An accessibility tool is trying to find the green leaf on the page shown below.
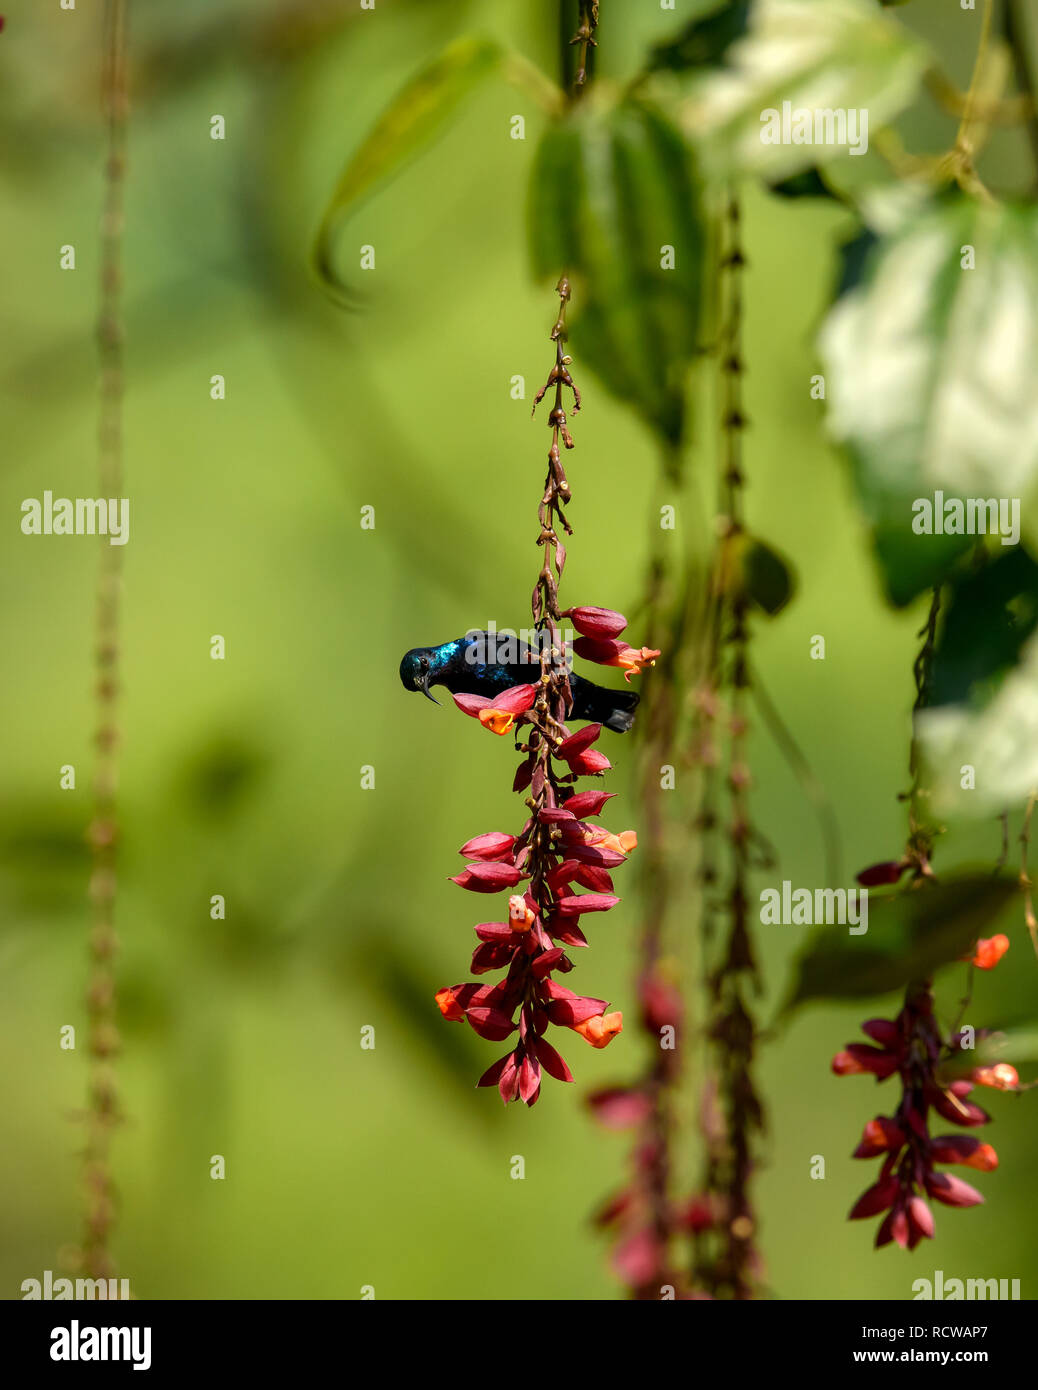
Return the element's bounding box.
[679,0,928,180]
[528,92,706,446]
[782,874,1017,1013]
[820,199,1038,606]
[648,1,752,74]
[743,536,795,615]
[931,549,1038,709]
[312,37,507,300]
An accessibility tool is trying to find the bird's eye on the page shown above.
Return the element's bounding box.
[419,656,429,671]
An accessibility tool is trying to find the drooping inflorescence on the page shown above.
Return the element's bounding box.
[434,277,659,1105]
[833,980,1017,1248]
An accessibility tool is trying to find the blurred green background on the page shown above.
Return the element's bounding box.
[1,0,1035,1300]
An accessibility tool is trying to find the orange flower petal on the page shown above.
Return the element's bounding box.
[573,1010,624,1049]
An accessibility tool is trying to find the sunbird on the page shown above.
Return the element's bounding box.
[399,632,640,733]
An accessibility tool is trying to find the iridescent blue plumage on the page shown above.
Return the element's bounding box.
[399,632,639,732]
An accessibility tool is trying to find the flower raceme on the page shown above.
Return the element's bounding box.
[832,989,1015,1249]
[434,610,655,1106]
[437,771,635,1104]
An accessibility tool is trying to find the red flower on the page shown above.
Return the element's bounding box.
[969,934,1010,970]
[452,683,537,736]
[572,637,661,681]
[972,1063,1019,1091]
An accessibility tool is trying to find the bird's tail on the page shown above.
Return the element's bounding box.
[578,681,640,734]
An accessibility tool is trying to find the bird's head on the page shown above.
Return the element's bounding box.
[399,647,440,703]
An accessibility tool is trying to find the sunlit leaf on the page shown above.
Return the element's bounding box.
[820,198,1038,605]
[921,628,1038,815]
[678,0,928,180]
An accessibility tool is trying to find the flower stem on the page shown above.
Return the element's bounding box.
[81,0,130,1283]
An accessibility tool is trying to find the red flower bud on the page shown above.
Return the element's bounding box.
[569,606,628,640]
[831,1043,898,1079]
[929,1135,999,1172]
[554,892,620,917]
[449,862,522,892]
[856,861,906,887]
[861,1018,900,1048]
[562,789,617,818]
[853,1116,905,1158]
[459,831,516,862]
[925,1172,985,1208]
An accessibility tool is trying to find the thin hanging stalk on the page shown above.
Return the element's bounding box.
[81,0,130,1282]
[693,192,766,1300]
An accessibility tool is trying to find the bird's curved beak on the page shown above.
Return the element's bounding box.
[419,673,440,705]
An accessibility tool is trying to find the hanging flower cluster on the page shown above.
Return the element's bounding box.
[434,606,658,1105]
[832,983,1017,1249]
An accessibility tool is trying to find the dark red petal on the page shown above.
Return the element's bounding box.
[531,947,565,978]
[477,1054,511,1088]
[535,1037,573,1083]
[861,1018,900,1048]
[471,940,517,974]
[554,892,620,916]
[465,1007,518,1042]
[552,920,589,948]
[849,1177,899,1220]
[489,683,538,714]
[543,980,609,1025]
[518,1053,541,1103]
[452,692,490,717]
[569,750,611,775]
[562,789,617,818]
[449,862,523,893]
[856,861,906,888]
[473,922,512,943]
[512,758,534,793]
[573,636,625,665]
[557,724,603,759]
